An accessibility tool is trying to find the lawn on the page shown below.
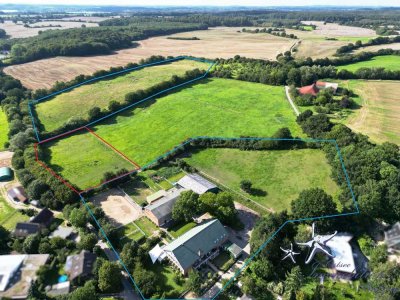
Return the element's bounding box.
[46,78,301,189]
[118,222,145,245]
[43,129,135,189]
[34,59,208,132]
[0,195,29,230]
[134,217,159,237]
[337,55,400,72]
[339,80,400,145]
[0,108,9,150]
[168,222,197,238]
[119,179,154,206]
[184,148,340,212]
[147,262,187,298]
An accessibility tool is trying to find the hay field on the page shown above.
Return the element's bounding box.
[342,80,400,145]
[0,20,98,38]
[35,59,207,132]
[4,27,295,90]
[290,21,377,59]
[353,43,400,54]
[185,148,340,212]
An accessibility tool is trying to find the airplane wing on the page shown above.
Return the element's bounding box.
[321,231,337,243]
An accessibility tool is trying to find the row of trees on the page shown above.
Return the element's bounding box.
[336,35,400,55]
[37,61,206,138]
[241,27,297,39]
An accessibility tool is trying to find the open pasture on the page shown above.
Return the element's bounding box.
[353,43,400,54]
[336,55,400,72]
[44,78,301,190]
[184,148,340,212]
[34,59,208,133]
[4,27,295,89]
[341,80,400,145]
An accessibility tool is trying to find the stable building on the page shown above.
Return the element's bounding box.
[163,219,228,275]
[177,173,218,195]
[0,167,13,182]
[144,187,184,227]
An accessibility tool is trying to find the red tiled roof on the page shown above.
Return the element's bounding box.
[298,83,319,96]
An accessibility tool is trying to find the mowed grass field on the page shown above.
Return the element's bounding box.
[184,148,340,212]
[337,55,400,72]
[35,59,208,132]
[44,130,135,189]
[46,78,301,189]
[93,78,301,165]
[341,80,400,145]
[0,108,9,150]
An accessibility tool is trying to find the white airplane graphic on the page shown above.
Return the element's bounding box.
[297,223,337,264]
[280,243,300,263]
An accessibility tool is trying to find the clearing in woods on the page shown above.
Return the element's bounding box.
[184,148,340,212]
[341,80,400,145]
[34,59,208,133]
[42,78,301,190]
[3,27,295,90]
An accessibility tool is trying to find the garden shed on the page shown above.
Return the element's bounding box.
[0,167,13,181]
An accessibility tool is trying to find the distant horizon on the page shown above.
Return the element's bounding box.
[1,0,400,8]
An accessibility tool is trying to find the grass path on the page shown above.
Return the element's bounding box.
[184,148,340,212]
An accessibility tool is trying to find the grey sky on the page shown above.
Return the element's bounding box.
[2,0,400,6]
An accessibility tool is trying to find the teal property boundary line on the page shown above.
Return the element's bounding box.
[77,136,359,300]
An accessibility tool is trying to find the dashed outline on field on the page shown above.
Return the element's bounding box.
[27,56,359,300]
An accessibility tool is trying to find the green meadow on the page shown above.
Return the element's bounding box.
[337,55,400,72]
[45,78,301,190]
[184,148,340,212]
[35,59,208,132]
[0,108,9,149]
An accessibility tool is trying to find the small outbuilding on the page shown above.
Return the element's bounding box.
[31,208,54,227]
[385,222,400,252]
[0,167,13,182]
[13,222,41,238]
[7,186,28,203]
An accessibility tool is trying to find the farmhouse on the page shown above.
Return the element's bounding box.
[0,167,13,181]
[13,222,41,238]
[384,222,400,252]
[65,250,97,282]
[7,186,28,203]
[30,208,54,227]
[0,254,49,299]
[163,219,228,275]
[144,187,185,226]
[298,81,338,96]
[177,173,218,195]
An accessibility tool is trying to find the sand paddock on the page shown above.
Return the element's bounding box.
[90,188,141,227]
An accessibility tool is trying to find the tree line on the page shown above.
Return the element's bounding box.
[336,35,400,55]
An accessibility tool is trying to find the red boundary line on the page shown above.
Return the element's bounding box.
[85,126,141,169]
[34,126,142,194]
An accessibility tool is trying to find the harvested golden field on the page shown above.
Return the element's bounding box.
[342,80,400,145]
[289,21,377,59]
[0,20,98,38]
[4,27,295,90]
[354,43,400,54]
